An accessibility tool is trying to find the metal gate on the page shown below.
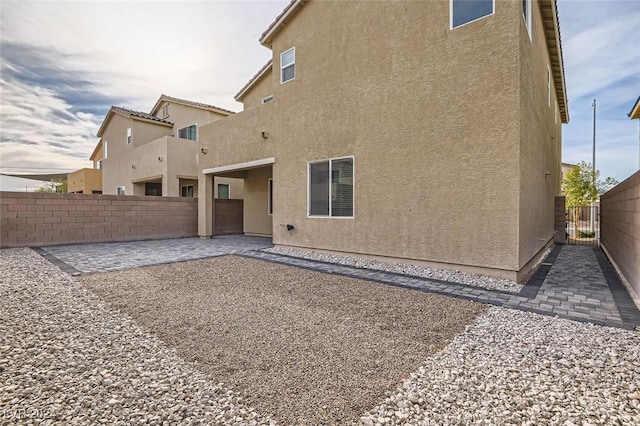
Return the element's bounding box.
[566,205,599,245]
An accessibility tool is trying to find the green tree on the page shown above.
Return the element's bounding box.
[563,161,619,238]
[36,179,68,193]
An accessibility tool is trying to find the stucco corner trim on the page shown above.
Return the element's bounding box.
[203,157,275,175]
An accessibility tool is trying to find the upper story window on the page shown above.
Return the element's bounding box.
[451,0,494,29]
[161,105,169,118]
[117,186,125,196]
[127,128,132,145]
[103,140,108,158]
[308,156,354,218]
[177,124,197,141]
[97,160,102,170]
[522,0,532,38]
[281,47,295,84]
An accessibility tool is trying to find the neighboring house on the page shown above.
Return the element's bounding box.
[67,168,102,194]
[96,95,243,198]
[629,96,640,120]
[197,0,568,281]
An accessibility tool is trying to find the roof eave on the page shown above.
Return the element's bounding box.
[628,97,640,119]
[540,0,569,124]
[235,60,273,101]
[151,94,235,116]
[89,139,103,161]
[259,0,306,47]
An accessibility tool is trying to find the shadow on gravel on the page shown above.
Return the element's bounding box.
[79,255,487,425]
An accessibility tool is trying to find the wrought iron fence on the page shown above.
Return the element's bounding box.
[566,205,599,245]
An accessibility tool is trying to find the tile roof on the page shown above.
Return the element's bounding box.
[235,60,273,101]
[96,106,173,137]
[112,106,173,124]
[150,94,236,117]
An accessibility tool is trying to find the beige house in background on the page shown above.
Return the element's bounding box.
[96,95,243,198]
[67,168,102,194]
[197,0,569,281]
[66,139,105,194]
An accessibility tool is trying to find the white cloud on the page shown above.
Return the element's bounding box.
[0,0,288,174]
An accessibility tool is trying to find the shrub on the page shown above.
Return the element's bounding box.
[578,230,596,238]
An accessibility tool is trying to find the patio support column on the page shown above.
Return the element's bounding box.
[198,173,213,238]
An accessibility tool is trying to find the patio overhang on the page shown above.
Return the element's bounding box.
[203,157,275,176]
[132,174,163,184]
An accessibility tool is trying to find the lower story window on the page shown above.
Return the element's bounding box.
[116,186,125,195]
[181,185,194,198]
[308,156,354,217]
[217,183,230,199]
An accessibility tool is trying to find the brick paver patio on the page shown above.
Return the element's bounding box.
[36,237,640,330]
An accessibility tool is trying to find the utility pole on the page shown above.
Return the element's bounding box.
[592,99,597,236]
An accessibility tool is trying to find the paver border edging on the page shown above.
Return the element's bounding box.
[594,247,640,330]
[518,245,563,298]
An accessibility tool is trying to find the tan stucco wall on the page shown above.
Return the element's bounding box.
[241,167,272,236]
[67,168,102,194]
[242,68,274,110]
[132,120,172,149]
[517,1,563,269]
[214,177,244,199]
[199,0,562,278]
[102,114,139,195]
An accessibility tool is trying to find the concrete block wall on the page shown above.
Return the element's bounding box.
[0,192,198,248]
[214,199,243,236]
[600,171,640,299]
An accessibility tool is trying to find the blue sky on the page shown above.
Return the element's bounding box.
[0,0,639,183]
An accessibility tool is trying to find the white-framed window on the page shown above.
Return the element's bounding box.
[97,160,103,170]
[103,140,108,158]
[547,65,551,107]
[451,0,494,29]
[177,124,197,141]
[280,47,295,84]
[308,156,354,218]
[117,186,125,196]
[161,105,169,118]
[262,95,274,104]
[181,185,194,198]
[268,178,273,215]
[555,100,558,124]
[522,0,532,39]
[217,183,230,199]
[127,127,132,145]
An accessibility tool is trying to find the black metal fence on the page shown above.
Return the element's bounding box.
[566,205,599,245]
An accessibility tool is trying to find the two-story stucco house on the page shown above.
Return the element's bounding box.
[197,0,569,281]
[96,94,243,198]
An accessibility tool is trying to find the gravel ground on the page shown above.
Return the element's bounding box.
[362,307,640,425]
[264,247,526,293]
[6,247,635,426]
[78,255,487,425]
[0,248,274,425]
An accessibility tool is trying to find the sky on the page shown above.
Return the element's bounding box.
[0,0,639,183]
